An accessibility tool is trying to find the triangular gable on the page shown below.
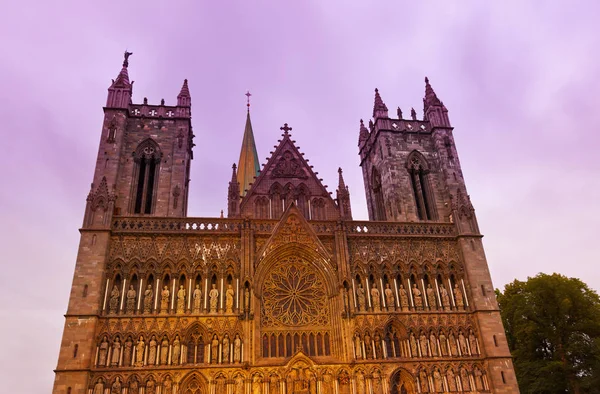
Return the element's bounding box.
[240,128,336,210]
[256,203,332,263]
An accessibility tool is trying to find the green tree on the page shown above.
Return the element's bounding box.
[497,273,600,394]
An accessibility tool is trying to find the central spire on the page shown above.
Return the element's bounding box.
[237,92,260,197]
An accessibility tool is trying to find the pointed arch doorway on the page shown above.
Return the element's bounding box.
[390,369,416,394]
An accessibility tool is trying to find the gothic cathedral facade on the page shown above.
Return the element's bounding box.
[52,55,519,394]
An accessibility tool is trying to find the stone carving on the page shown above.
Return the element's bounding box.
[269,375,279,394]
[356,372,366,394]
[449,332,458,356]
[252,375,262,394]
[226,284,235,313]
[439,332,448,356]
[234,334,242,362]
[399,284,409,311]
[364,332,373,359]
[126,285,136,313]
[123,336,133,366]
[111,377,121,394]
[372,373,383,394]
[209,284,219,313]
[458,331,468,355]
[460,368,471,391]
[374,332,383,358]
[172,335,181,365]
[146,378,156,394]
[357,284,366,311]
[433,369,443,392]
[129,376,139,393]
[426,284,437,310]
[143,284,153,314]
[216,375,227,394]
[429,332,438,356]
[109,285,120,314]
[176,285,186,314]
[354,333,362,358]
[193,284,202,313]
[98,336,109,366]
[211,335,219,363]
[454,283,464,310]
[111,337,121,366]
[244,286,250,312]
[222,334,230,363]
[322,373,333,394]
[148,335,157,365]
[474,367,484,390]
[164,376,173,394]
[371,285,381,311]
[410,333,417,357]
[338,371,350,394]
[93,378,104,394]
[160,337,169,365]
[160,285,170,313]
[136,336,145,366]
[469,329,479,354]
[447,368,457,391]
[440,285,451,311]
[272,151,305,178]
[419,332,428,356]
[385,283,395,311]
[419,370,429,392]
[412,283,423,310]
[235,375,245,394]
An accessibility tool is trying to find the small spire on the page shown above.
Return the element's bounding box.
[220,210,224,218]
[397,106,403,119]
[338,167,346,189]
[424,76,442,109]
[358,119,369,146]
[237,107,260,197]
[411,108,417,120]
[107,51,133,108]
[372,88,389,119]
[177,79,191,107]
[231,163,238,182]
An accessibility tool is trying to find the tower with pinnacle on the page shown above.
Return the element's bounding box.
[52,59,518,394]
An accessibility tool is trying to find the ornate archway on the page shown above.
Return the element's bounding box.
[180,372,208,394]
[390,369,416,394]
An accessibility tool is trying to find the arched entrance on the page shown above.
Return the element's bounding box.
[390,369,416,394]
[180,373,207,394]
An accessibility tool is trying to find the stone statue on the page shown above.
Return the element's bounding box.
[176,285,186,314]
[123,50,133,66]
[458,331,468,355]
[135,335,145,366]
[439,332,448,356]
[354,332,362,358]
[222,334,230,363]
[371,285,381,311]
[252,375,262,394]
[193,284,202,313]
[410,333,418,357]
[235,375,245,394]
[420,332,428,356]
[164,376,173,394]
[129,376,139,393]
[343,287,350,311]
[109,285,120,314]
[411,107,417,120]
[419,370,429,392]
[356,284,366,311]
[143,284,153,314]
[211,335,219,363]
[111,336,121,366]
[233,334,242,362]
[226,284,235,313]
[399,284,409,310]
[322,373,333,394]
[460,368,471,391]
[356,372,366,394]
[397,106,403,119]
[209,283,219,313]
[244,286,250,312]
[429,332,438,356]
[270,375,279,394]
[160,285,170,313]
[469,329,479,354]
[98,336,109,366]
[338,371,350,394]
[440,285,450,310]
[385,283,395,311]
[433,369,443,392]
[93,378,104,394]
[474,367,484,390]
[364,332,373,359]
[412,283,423,310]
[216,376,226,394]
[148,335,157,365]
[374,332,383,358]
[426,284,437,310]
[446,368,457,391]
[309,372,317,394]
[146,378,156,394]
[111,377,121,394]
[123,336,133,366]
[126,285,136,314]
[372,374,383,394]
[160,337,169,365]
[172,335,181,365]
[454,283,464,309]
[449,332,458,356]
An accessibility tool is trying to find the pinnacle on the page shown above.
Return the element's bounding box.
[424,76,442,109]
[372,88,388,118]
[178,79,191,98]
[337,167,346,189]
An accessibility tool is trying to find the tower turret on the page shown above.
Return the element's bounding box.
[423,77,451,127]
[106,51,133,109]
[372,88,388,119]
[228,164,241,218]
[336,167,352,220]
[177,79,191,117]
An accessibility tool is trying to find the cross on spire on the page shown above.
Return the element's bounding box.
[245,91,252,111]
[280,123,292,134]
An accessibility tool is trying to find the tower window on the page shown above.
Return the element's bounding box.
[407,152,437,220]
[371,168,386,221]
[133,139,162,214]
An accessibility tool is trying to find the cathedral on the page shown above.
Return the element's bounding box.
[52,53,519,394]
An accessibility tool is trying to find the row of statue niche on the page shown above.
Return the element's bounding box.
[417,366,489,393]
[348,280,465,313]
[93,375,173,394]
[210,333,243,364]
[353,328,479,360]
[108,281,245,315]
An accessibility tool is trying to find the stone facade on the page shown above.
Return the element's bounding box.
[52,57,519,394]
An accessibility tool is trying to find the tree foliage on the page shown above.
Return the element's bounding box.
[497,273,600,394]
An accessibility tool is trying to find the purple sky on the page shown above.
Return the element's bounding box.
[1,1,599,392]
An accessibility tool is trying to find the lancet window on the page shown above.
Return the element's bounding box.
[133,139,162,214]
[371,168,386,221]
[407,151,437,220]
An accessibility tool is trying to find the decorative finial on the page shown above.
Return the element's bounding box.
[425,76,429,84]
[397,107,403,119]
[280,123,292,134]
[360,119,364,126]
[338,167,343,174]
[245,91,252,112]
[123,50,133,67]
[160,98,165,106]
[411,107,417,120]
